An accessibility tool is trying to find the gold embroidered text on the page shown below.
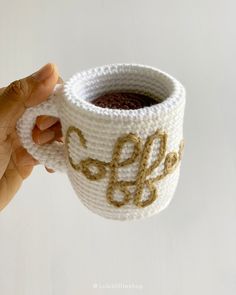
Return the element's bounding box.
[65,126,184,208]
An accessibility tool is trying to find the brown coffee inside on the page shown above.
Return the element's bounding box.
[90,92,159,110]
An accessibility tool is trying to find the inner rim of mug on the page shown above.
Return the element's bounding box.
[63,63,184,118]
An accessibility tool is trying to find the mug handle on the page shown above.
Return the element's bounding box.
[16,84,67,172]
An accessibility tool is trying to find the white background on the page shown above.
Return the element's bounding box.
[0,0,235,294]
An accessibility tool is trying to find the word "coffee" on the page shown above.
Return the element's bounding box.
[65,126,184,208]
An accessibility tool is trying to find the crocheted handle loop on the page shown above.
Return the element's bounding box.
[16,87,67,172]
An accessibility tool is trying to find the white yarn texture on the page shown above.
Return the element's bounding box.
[16,64,186,221]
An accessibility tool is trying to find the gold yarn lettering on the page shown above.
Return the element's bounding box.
[65,126,184,208]
[106,133,142,207]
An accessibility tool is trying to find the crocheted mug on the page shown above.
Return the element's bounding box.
[16,64,186,220]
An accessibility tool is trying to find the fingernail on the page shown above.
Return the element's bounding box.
[38,117,58,130]
[45,166,55,173]
[57,76,64,84]
[32,63,55,81]
[38,130,55,144]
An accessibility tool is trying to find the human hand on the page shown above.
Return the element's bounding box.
[0,63,63,211]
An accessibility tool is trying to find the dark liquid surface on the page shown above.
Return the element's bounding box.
[90,92,159,110]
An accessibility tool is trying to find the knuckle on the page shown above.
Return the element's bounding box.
[6,79,28,98]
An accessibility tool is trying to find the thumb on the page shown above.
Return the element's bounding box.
[0,63,59,135]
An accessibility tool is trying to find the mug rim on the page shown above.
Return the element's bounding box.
[62,63,185,119]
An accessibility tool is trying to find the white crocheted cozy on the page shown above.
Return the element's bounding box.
[16,64,186,221]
